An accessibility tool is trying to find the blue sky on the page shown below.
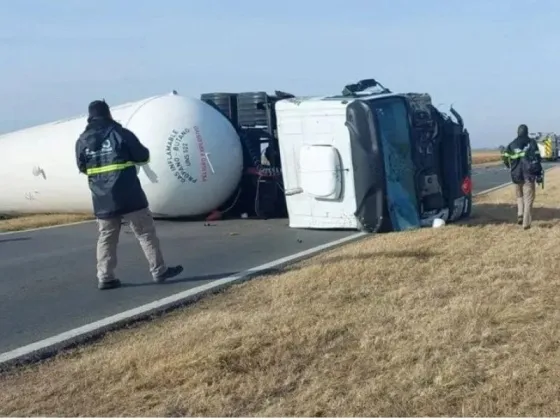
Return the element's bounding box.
[0,0,558,147]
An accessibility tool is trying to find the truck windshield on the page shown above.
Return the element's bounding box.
[367,97,420,229]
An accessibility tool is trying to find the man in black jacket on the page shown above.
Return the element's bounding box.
[501,124,543,230]
[76,100,183,289]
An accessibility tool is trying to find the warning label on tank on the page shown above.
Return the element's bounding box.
[165,128,197,183]
[194,125,208,182]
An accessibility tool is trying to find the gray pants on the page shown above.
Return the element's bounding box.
[96,208,167,282]
[515,181,536,228]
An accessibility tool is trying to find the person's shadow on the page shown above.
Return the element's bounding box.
[459,203,560,228]
[121,272,239,288]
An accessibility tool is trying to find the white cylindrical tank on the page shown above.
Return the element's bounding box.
[0,92,244,217]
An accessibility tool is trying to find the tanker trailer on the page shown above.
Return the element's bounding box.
[0,91,244,217]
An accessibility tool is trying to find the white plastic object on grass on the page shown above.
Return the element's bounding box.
[432,218,446,228]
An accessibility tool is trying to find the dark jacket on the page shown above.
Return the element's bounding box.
[75,117,150,219]
[502,135,543,184]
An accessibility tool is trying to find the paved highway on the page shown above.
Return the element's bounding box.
[471,161,557,192]
[0,163,556,355]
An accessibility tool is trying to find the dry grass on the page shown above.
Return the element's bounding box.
[472,150,502,166]
[2,170,560,417]
[0,213,93,232]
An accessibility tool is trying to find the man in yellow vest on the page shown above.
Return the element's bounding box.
[501,124,543,230]
[75,100,184,289]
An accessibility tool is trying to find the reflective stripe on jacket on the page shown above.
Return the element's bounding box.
[75,117,150,219]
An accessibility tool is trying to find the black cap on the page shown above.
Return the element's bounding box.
[88,100,111,119]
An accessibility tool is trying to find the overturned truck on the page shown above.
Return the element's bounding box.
[201,78,472,233]
[274,78,472,233]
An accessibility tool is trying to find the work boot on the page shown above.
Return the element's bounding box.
[98,279,122,290]
[517,216,523,225]
[154,265,184,284]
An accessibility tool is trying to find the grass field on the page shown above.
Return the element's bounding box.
[2,170,560,417]
[0,213,93,233]
[472,149,502,165]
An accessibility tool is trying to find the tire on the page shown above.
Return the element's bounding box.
[237,92,269,127]
[200,93,238,127]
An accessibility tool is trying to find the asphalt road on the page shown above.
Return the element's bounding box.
[0,163,557,355]
[471,161,557,193]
